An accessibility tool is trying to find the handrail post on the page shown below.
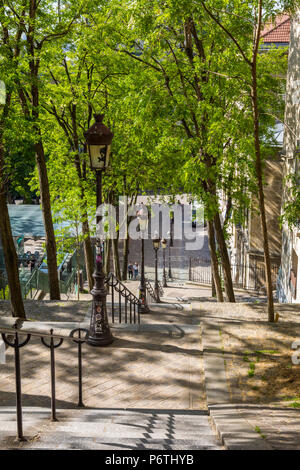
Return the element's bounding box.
[14,330,25,442]
[77,330,84,408]
[41,330,63,423]
[2,326,31,442]
[69,328,88,409]
[50,332,58,422]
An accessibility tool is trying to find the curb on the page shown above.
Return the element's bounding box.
[202,319,272,450]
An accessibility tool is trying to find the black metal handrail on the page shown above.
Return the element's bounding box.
[105,272,141,324]
[145,279,158,302]
[158,280,164,298]
[189,257,279,292]
[1,323,88,442]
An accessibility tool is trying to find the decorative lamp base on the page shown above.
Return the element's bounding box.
[87,334,113,347]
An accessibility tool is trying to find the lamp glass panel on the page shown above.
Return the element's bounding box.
[90,145,111,169]
[139,218,148,232]
[153,240,160,249]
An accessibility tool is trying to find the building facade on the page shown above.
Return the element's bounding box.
[278,12,300,303]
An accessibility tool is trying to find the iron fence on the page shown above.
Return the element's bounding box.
[1,324,88,441]
[145,279,158,302]
[158,280,164,298]
[189,257,279,292]
[105,273,141,324]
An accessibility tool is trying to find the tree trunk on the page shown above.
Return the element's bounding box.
[251,66,274,322]
[0,93,26,318]
[112,238,121,279]
[122,237,130,281]
[35,140,60,300]
[0,190,26,319]
[104,239,111,275]
[211,275,216,298]
[208,220,224,302]
[213,212,235,302]
[81,219,94,291]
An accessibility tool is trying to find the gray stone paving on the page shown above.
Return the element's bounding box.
[0,408,222,450]
[199,300,300,450]
[1,283,300,449]
[0,294,222,449]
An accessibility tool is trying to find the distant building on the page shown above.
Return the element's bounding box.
[278,12,300,303]
[261,14,290,50]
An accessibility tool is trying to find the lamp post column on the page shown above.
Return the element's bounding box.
[154,247,160,302]
[139,236,150,313]
[168,243,172,279]
[87,170,113,347]
[161,238,168,288]
[168,220,174,279]
[163,246,168,288]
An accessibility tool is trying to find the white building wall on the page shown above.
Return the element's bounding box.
[279,11,300,303]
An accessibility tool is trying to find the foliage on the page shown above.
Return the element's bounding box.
[0,0,297,248]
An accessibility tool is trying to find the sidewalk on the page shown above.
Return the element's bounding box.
[0,292,224,449]
[198,300,300,450]
[1,283,300,449]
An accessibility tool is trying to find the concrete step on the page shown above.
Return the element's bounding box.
[0,407,222,450]
[24,436,221,450]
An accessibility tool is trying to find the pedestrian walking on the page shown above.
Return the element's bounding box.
[128,263,133,280]
[133,262,139,280]
[30,257,35,272]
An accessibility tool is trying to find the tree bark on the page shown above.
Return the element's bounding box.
[250,0,274,322]
[35,139,60,299]
[0,120,26,318]
[122,237,129,281]
[104,239,111,275]
[0,193,26,318]
[112,238,121,279]
[26,1,60,299]
[208,220,224,302]
[81,217,94,290]
[251,67,274,321]
[211,275,216,298]
[214,212,235,302]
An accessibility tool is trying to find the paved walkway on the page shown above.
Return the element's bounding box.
[0,407,222,450]
[199,300,300,449]
[1,283,300,449]
[0,289,224,449]
[0,323,205,410]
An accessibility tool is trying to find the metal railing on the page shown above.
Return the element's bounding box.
[158,280,164,298]
[145,279,158,302]
[21,268,39,299]
[1,323,88,442]
[189,257,279,293]
[105,273,141,324]
[60,268,77,296]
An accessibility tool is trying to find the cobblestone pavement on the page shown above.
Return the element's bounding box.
[236,405,300,450]
[2,283,300,449]
[0,323,205,411]
[199,301,300,450]
[0,293,223,449]
[0,300,91,321]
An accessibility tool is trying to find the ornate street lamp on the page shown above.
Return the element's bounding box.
[168,213,174,279]
[137,206,150,313]
[152,232,161,302]
[84,114,113,347]
[161,238,168,288]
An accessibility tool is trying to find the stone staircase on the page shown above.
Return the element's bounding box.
[0,407,222,450]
